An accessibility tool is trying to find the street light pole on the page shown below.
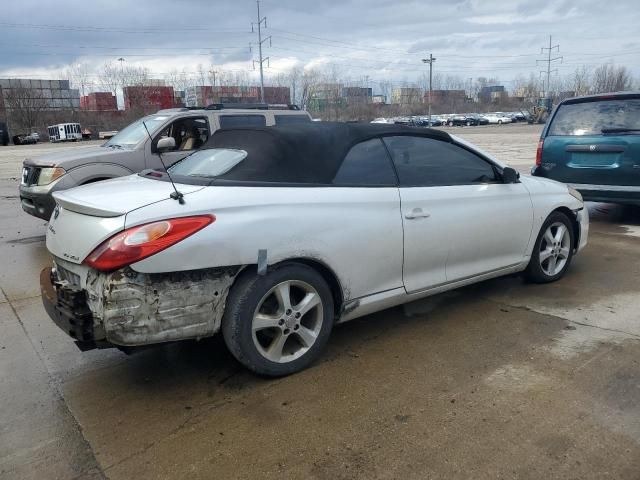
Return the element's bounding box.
[422,54,436,126]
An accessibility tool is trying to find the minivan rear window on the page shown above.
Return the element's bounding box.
[549,99,640,136]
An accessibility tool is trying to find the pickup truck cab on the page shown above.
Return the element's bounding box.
[19,104,311,220]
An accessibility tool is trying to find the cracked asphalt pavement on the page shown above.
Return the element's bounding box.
[1,124,639,479]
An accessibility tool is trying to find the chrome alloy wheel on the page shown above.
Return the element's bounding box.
[539,221,571,276]
[251,280,324,363]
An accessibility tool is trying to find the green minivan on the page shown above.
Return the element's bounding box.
[532,92,640,205]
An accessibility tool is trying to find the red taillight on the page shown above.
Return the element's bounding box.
[84,215,215,271]
[535,139,544,166]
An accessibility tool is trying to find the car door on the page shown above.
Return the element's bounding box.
[383,135,533,293]
[382,135,449,292]
[147,116,210,169]
[330,138,404,297]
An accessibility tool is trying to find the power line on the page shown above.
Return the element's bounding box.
[0,21,249,35]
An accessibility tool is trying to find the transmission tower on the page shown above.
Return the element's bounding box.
[251,0,271,103]
[537,35,562,98]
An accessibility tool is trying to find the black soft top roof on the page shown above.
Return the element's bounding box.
[202,122,452,184]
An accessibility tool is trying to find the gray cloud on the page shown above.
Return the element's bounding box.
[0,0,638,87]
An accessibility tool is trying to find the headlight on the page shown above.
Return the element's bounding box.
[567,186,583,202]
[37,167,66,186]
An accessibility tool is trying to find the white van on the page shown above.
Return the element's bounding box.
[48,123,82,142]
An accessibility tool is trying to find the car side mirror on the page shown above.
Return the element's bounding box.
[502,166,520,184]
[156,137,176,153]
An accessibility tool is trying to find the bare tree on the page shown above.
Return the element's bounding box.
[3,87,51,131]
[570,66,592,96]
[98,62,121,97]
[592,64,633,93]
[287,67,302,105]
[166,68,193,93]
[66,63,93,97]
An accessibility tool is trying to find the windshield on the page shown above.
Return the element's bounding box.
[169,148,247,178]
[549,99,640,136]
[104,115,168,149]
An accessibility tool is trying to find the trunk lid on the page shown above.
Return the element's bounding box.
[541,135,640,186]
[47,175,204,264]
[52,175,203,217]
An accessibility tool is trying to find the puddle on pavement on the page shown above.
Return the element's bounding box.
[484,364,552,392]
[538,292,640,359]
[588,203,640,238]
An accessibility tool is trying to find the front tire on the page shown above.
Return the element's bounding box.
[524,211,574,283]
[222,263,334,376]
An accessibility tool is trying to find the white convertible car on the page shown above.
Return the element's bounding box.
[41,123,588,376]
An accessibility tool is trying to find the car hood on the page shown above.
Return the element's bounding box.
[52,174,204,217]
[24,145,131,169]
[519,174,569,193]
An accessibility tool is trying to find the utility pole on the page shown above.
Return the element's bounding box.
[537,35,562,98]
[251,1,270,103]
[209,69,218,87]
[422,54,436,125]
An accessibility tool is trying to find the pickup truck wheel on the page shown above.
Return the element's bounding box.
[524,211,574,283]
[222,263,334,377]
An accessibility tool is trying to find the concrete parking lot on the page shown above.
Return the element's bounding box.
[1,124,639,480]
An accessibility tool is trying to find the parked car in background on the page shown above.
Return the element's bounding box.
[470,114,490,125]
[510,112,528,122]
[483,113,512,124]
[19,104,312,220]
[414,117,442,127]
[30,132,40,142]
[0,122,8,146]
[12,134,37,145]
[447,115,487,127]
[40,122,587,376]
[532,92,640,205]
[447,115,473,126]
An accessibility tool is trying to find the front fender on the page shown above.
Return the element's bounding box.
[67,163,134,186]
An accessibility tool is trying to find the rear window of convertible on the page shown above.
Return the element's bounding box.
[169,149,247,178]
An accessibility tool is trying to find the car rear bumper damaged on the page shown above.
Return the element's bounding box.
[41,264,241,350]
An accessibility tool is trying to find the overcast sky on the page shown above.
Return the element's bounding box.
[1,0,639,92]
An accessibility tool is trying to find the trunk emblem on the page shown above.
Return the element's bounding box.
[53,204,60,220]
[589,145,597,151]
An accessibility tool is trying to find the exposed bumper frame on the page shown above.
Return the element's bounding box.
[41,264,241,351]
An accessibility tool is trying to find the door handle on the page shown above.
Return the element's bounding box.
[405,208,431,220]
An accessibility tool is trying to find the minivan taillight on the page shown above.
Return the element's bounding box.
[535,139,544,166]
[84,215,215,271]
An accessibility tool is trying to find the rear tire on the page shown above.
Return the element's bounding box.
[524,211,575,283]
[222,263,334,377]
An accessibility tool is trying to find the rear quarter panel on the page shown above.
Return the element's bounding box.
[127,186,404,302]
